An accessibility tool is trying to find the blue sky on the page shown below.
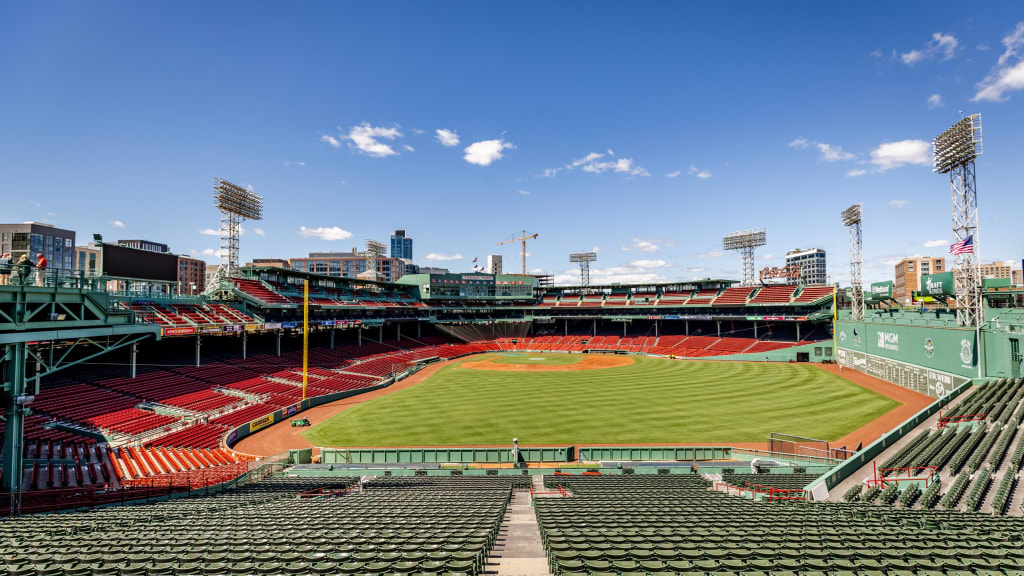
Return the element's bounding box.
[2,1,1023,285]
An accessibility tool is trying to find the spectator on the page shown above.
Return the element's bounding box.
[0,253,11,286]
[35,253,47,286]
[15,254,33,285]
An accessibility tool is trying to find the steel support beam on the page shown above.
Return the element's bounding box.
[1,342,28,494]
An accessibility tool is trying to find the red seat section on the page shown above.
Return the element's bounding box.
[748,285,796,304]
[793,285,834,303]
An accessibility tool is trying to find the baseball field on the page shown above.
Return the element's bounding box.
[301,353,899,447]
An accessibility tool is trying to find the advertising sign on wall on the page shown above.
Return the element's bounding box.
[867,281,893,301]
[920,272,954,298]
[249,413,276,433]
[163,326,196,336]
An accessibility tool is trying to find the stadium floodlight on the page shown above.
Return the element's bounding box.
[364,239,387,282]
[933,114,983,328]
[569,252,598,290]
[722,227,766,287]
[842,203,864,321]
[206,178,264,294]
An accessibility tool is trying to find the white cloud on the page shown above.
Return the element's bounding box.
[582,157,650,177]
[870,139,931,171]
[299,226,353,241]
[816,143,855,162]
[319,135,341,148]
[760,253,775,260]
[869,49,883,58]
[201,248,217,256]
[697,251,723,259]
[555,259,674,285]
[424,252,463,262]
[568,152,605,169]
[343,123,403,157]
[923,239,948,248]
[973,22,1024,102]
[889,199,910,208]
[927,93,944,108]
[545,150,650,178]
[846,168,867,177]
[620,238,660,253]
[199,228,220,236]
[110,220,125,228]
[665,170,681,178]
[592,245,600,253]
[464,139,514,166]
[435,129,460,147]
[402,145,415,152]
[629,259,671,268]
[283,160,307,167]
[518,190,530,195]
[253,227,265,236]
[688,165,712,179]
[788,137,810,149]
[901,32,958,65]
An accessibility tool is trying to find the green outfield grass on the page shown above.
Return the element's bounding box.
[490,354,583,366]
[303,354,899,446]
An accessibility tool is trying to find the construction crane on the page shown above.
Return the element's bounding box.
[497,230,539,275]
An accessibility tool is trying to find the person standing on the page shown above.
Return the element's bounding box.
[35,253,47,287]
[0,253,11,286]
[15,254,33,285]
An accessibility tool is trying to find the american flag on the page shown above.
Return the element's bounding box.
[950,235,974,255]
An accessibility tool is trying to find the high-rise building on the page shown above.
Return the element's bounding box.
[289,250,407,282]
[977,261,1013,279]
[205,264,219,289]
[74,244,102,276]
[487,254,503,275]
[1014,267,1023,286]
[245,258,290,268]
[785,248,827,285]
[177,256,206,295]
[0,222,75,271]
[894,256,945,304]
[390,229,413,260]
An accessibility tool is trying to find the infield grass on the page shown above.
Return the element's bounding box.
[490,354,583,366]
[303,354,899,446]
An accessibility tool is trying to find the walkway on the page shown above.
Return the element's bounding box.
[487,476,551,576]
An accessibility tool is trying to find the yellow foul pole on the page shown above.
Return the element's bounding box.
[832,284,838,357]
[302,279,309,401]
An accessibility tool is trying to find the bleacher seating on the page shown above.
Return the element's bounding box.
[793,285,834,303]
[232,278,292,304]
[748,284,796,304]
[712,286,755,306]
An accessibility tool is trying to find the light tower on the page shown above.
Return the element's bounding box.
[842,203,864,321]
[207,178,263,293]
[364,239,387,282]
[569,251,597,288]
[723,228,767,287]
[933,114,983,328]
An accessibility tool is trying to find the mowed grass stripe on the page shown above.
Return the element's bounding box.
[491,354,584,365]
[303,354,898,446]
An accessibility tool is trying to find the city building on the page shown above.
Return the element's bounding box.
[245,258,290,268]
[532,274,555,288]
[1014,267,1023,286]
[177,256,206,295]
[785,248,827,285]
[390,229,413,260]
[487,254,503,276]
[116,239,169,253]
[894,256,945,304]
[417,266,450,275]
[0,222,75,271]
[74,244,102,276]
[978,261,1013,279]
[289,250,407,282]
[205,264,219,288]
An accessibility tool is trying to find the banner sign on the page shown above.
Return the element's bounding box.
[321,320,336,326]
[282,321,297,329]
[286,403,301,417]
[867,281,893,300]
[163,326,196,336]
[249,413,276,433]
[245,324,261,331]
[759,264,802,282]
[225,430,238,446]
[264,322,282,330]
[199,325,223,334]
[662,315,681,320]
[222,324,242,333]
[920,272,954,298]
[646,315,663,320]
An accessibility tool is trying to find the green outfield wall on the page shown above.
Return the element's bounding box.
[836,308,1024,393]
